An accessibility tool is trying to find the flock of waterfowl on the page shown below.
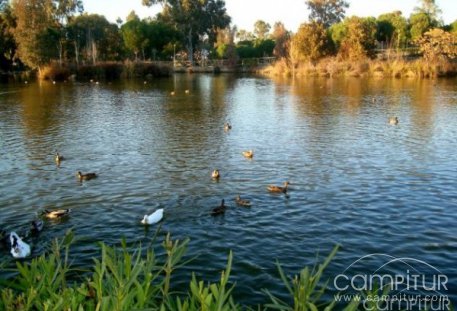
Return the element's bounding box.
[1,99,399,260]
[1,150,165,259]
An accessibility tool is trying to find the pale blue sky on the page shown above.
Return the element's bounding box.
[84,0,456,31]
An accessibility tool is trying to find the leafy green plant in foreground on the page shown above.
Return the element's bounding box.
[0,230,369,310]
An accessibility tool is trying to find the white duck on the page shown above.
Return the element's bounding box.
[10,232,31,259]
[141,209,164,225]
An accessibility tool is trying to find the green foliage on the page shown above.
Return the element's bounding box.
[236,39,275,59]
[338,16,377,60]
[290,22,329,63]
[0,5,16,71]
[409,12,434,41]
[305,0,349,28]
[67,14,124,64]
[143,0,230,63]
[264,245,354,311]
[451,20,457,34]
[376,11,408,49]
[416,28,457,61]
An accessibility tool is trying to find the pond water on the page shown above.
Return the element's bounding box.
[0,75,456,307]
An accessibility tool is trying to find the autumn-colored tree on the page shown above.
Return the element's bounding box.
[305,0,349,28]
[338,16,377,60]
[271,21,290,58]
[376,11,408,49]
[416,28,456,61]
[253,20,270,40]
[11,0,56,72]
[290,21,329,64]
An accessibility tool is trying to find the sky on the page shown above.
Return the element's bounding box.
[84,0,457,32]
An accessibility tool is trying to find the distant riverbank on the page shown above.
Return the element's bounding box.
[261,57,457,79]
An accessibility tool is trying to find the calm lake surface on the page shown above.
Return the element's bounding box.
[1,75,456,306]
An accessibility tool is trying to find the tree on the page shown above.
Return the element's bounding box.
[338,16,377,60]
[290,21,329,64]
[305,0,349,28]
[376,11,408,49]
[271,21,290,58]
[253,20,270,39]
[67,14,123,64]
[121,18,147,60]
[0,4,16,72]
[409,12,434,41]
[126,10,139,23]
[416,28,456,61]
[11,0,56,72]
[142,0,230,64]
[236,29,254,41]
[414,0,441,24]
[451,20,457,35]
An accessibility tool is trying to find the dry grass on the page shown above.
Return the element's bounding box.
[262,57,457,79]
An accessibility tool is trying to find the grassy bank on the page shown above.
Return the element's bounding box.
[261,58,457,79]
[38,61,172,82]
[0,230,364,311]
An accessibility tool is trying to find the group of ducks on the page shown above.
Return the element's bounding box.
[209,122,291,217]
[2,152,165,259]
[1,209,72,258]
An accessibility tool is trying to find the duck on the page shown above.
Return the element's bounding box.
[31,220,44,234]
[10,232,31,259]
[389,116,399,125]
[141,208,164,225]
[224,122,232,131]
[211,169,220,179]
[235,195,251,207]
[267,181,290,194]
[55,152,64,163]
[42,209,72,219]
[77,171,97,181]
[211,199,226,216]
[242,150,254,159]
[170,91,175,96]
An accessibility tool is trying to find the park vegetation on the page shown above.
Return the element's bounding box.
[0,0,456,80]
[0,230,367,310]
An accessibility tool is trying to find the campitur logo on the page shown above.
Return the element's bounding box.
[332,254,451,310]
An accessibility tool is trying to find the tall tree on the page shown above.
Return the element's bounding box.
[338,16,377,60]
[0,4,17,72]
[409,12,434,41]
[377,11,408,49]
[11,0,56,72]
[414,0,441,23]
[142,0,230,64]
[305,0,349,28]
[253,20,270,39]
[271,21,290,58]
[290,21,329,64]
[236,29,254,42]
[121,18,147,60]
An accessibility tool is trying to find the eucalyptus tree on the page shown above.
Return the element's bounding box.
[253,20,270,40]
[409,12,434,41]
[305,0,349,28]
[414,0,442,24]
[142,0,230,64]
